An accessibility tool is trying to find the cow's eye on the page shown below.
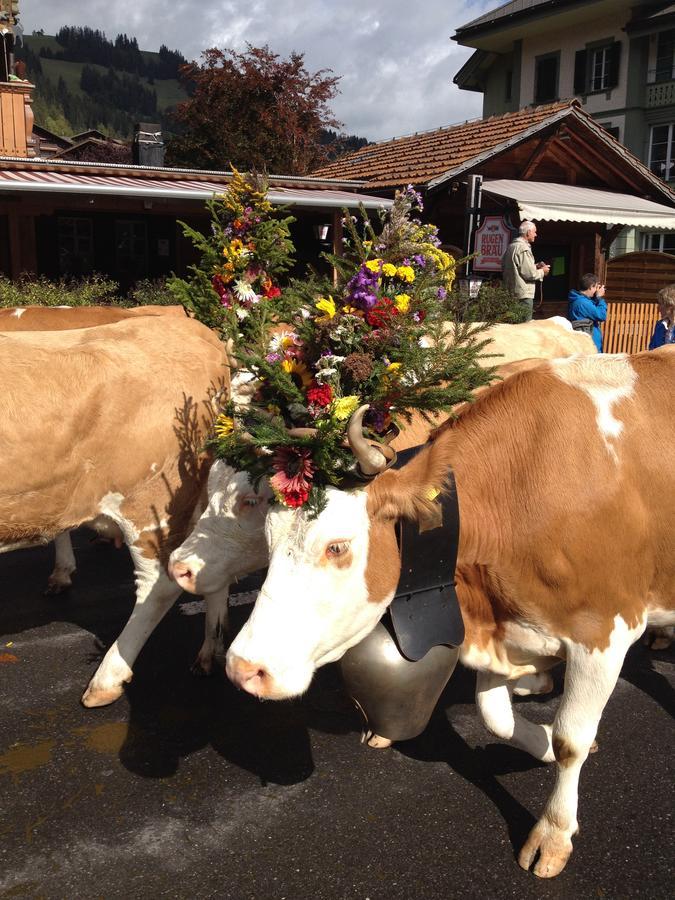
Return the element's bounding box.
[241,495,261,508]
[326,541,349,558]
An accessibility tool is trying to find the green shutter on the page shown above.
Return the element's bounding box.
[608,42,621,88]
[573,49,587,94]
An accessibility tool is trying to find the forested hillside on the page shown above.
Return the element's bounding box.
[17,27,188,139]
[16,26,369,165]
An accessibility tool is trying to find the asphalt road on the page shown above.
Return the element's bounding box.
[1,531,673,900]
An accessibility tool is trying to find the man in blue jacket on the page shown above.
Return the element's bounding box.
[568,273,607,352]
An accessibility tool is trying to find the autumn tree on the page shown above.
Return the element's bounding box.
[166,45,341,174]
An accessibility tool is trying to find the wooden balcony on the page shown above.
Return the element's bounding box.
[646,79,675,108]
[0,81,35,157]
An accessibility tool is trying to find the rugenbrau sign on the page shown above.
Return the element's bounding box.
[473,216,512,272]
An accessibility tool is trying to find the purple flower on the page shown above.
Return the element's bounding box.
[437,287,447,301]
[266,352,282,363]
[403,184,424,211]
[346,263,380,311]
[413,254,426,267]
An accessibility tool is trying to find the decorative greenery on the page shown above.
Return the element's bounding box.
[212,185,497,512]
[167,169,296,335]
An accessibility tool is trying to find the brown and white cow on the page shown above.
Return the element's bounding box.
[226,349,675,878]
[168,317,590,673]
[0,314,228,707]
[0,304,188,593]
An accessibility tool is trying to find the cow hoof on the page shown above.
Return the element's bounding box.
[44,578,72,596]
[590,739,599,754]
[81,683,125,708]
[518,823,573,878]
[367,734,393,749]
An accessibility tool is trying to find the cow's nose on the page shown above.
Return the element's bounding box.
[226,653,269,697]
[169,558,198,593]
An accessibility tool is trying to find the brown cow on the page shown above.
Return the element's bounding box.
[0,315,228,707]
[226,349,675,877]
[0,304,187,591]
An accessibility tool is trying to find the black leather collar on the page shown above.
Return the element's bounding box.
[388,444,465,661]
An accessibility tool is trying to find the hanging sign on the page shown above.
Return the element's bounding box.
[473,216,512,272]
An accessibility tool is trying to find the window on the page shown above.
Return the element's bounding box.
[115,220,148,278]
[590,45,611,92]
[573,42,621,95]
[598,122,620,141]
[58,216,93,276]
[648,123,675,181]
[642,232,675,253]
[654,29,675,83]
[535,54,559,104]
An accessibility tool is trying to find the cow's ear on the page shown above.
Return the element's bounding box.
[367,439,452,524]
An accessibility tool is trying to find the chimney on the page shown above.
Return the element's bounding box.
[133,123,165,167]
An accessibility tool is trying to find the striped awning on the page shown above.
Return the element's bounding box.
[0,166,392,210]
[483,179,675,229]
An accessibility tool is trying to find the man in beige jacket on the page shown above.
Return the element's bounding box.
[501,220,550,321]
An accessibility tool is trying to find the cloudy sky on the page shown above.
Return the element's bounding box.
[24,0,495,141]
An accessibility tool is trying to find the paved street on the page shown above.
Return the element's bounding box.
[1,531,673,899]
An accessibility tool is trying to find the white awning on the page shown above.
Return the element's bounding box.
[482,179,675,229]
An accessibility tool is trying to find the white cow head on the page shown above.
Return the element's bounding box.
[169,460,271,595]
[225,432,450,699]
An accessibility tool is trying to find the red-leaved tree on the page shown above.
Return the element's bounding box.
[166,45,342,174]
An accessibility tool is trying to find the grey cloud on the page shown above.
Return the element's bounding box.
[25,0,494,140]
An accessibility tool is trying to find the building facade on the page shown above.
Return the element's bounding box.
[453,0,675,252]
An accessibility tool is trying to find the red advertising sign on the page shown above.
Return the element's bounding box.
[473,216,512,272]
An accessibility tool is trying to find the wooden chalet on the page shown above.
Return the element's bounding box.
[315,99,675,332]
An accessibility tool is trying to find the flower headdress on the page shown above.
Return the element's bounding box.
[168,169,295,338]
[213,185,495,513]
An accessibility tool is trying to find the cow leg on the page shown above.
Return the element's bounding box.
[518,626,637,878]
[513,671,555,697]
[192,586,230,676]
[475,671,555,762]
[81,537,181,707]
[46,531,77,594]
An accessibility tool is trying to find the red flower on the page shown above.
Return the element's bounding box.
[270,445,315,508]
[366,298,398,328]
[264,284,282,299]
[306,381,332,407]
[212,274,232,308]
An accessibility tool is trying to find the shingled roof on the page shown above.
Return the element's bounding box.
[313,100,576,188]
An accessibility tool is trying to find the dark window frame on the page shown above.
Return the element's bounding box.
[573,39,621,96]
[57,215,94,276]
[534,51,560,104]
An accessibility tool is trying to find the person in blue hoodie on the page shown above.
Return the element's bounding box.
[648,286,675,349]
[568,273,607,352]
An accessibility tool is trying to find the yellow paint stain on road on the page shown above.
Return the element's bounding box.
[0,740,54,781]
[73,722,129,754]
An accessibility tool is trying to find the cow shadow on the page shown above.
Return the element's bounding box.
[115,593,361,787]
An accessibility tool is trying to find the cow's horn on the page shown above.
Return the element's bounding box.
[347,405,389,475]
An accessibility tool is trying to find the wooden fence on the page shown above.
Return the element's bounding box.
[602,250,671,353]
[602,301,659,354]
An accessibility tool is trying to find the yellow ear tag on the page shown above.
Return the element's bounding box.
[425,486,440,502]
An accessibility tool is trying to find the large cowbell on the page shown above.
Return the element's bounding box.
[340,449,464,744]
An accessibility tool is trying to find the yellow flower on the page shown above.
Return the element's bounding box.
[315,296,336,319]
[386,362,402,375]
[281,358,313,387]
[381,262,397,277]
[332,395,360,421]
[396,265,415,283]
[394,294,410,313]
[365,259,383,272]
[214,414,234,439]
